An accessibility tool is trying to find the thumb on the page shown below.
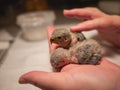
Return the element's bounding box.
[70,19,100,32]
[19,71,66,90]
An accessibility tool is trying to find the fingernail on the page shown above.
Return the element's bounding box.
[70,26,82,32]
[70,26,76,30]
[64,9,69,12]
[19,77,27,84]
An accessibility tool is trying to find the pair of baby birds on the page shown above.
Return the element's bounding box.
[50,28,102,71]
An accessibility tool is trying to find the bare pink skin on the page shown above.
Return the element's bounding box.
[19,26,120,90]
[46,26,58,54]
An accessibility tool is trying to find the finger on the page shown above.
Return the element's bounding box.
[70,19,100,32]
[46,26,55,45]
[63,8,94,19]
[46,26,58,53]
[19,71,66,90]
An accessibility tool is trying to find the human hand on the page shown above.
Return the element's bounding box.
[19,26,120,90]
[64,7,120,47]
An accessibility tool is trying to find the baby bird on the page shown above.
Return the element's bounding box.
[50,28,102,71]
[70,39,102,65]
[50,28,86,49]
[50,48,71,71]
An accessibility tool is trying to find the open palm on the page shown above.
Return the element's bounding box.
[19,26,120,90]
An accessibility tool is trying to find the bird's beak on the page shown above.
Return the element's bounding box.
[50,37,54,44]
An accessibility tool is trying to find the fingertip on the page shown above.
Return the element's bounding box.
[19,73,28,84]
[19,71,64,89]
[63,9,69,13]
[63,9,71,15]
[70,26,82,32]
[63,9,75,18]
[19,71,39,84]
[19,77,26,84]
[70,26,78,31]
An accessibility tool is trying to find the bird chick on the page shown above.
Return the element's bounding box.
[50,48,71,71]
[50,28,86,49]
[50,28,102,71]
[70,39,102,65]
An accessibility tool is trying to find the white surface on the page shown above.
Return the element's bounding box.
[0,38,52,90]
[0,41,10,50]
[0,30,14,41]
[0,30,120,90]
[0,29,13,50]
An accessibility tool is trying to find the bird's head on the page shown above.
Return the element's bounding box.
[50,28,72,48]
